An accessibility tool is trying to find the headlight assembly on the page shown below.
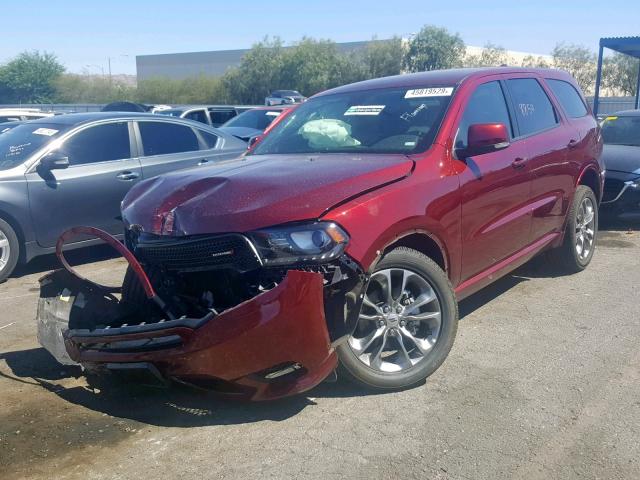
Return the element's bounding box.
[248,222,349,266]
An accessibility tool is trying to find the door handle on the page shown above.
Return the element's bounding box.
[567,139,579,149]
[198,159,210,166]
[511,157,528,169]
[116,171,139,181]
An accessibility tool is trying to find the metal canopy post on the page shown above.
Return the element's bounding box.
[594,42,604,116]
[636,61,640,109]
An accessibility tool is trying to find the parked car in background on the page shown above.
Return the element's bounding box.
[0,108,54,123]
[218,106,292,142]
[38,68,603,400]
[101,101,151,113]
[0,112,246,280]
[599,110,640,214]
[156,105,254,127]
[265,90,306,106]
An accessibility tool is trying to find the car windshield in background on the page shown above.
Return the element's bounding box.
[0,123,70,171]
[276,90,300,96]
[223,109,281,130]
[251,86,454,155]
[602,115,640,147]
[156,109,184,117]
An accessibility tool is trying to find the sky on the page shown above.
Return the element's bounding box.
[2,0,638,75]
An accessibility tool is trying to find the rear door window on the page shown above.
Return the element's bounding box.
[506,78,558,136]
[209,110,236,126]
[546,79,588,118]
[456,81,513,149]
[184,109,208,124]
[62,122,131,165]
[138,121,200,156]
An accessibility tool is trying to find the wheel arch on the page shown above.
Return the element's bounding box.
[378,230,449,276]
[577,165,602,202]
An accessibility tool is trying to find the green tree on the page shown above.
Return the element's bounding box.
[359,37,404,78]
[54,74,136,103]
[551,43,596,94]
[0,51,65,103]
[520,55,551,68]
[603,52,639,96]
[464,43,509,67]
[403,25,466,72]
[222,37,286,104]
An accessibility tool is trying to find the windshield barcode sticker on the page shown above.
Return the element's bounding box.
[405,87,454,98]
[344,105,386,116]
[33,128,59,136]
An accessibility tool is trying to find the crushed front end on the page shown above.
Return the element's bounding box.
[37,225,365,400]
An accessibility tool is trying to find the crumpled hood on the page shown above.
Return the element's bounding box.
[602,144,640,174]
[218,126,262,141]
[121,153,413,236]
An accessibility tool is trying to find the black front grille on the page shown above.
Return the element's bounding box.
[133,234,261,272]
[603,179,625,202]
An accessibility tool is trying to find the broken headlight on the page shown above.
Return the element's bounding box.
[248,222,349,266]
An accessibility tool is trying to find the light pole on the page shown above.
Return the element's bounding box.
[107,54,129,84]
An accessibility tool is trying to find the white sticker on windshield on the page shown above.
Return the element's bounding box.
[266,111,281,116]
[404,87,454,98]
[344,105,386,116]
[33,128,59,136]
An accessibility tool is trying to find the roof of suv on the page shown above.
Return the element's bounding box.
[318,67,573,97]
[610,109,640,116]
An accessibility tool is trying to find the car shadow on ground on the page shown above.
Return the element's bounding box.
[9,244,119,279]
[2,214,638,427]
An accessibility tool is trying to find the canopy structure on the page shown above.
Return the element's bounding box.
[593,36,640,115]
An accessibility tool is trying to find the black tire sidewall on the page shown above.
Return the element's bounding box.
[0,218,19,281]
[337,247,458,390]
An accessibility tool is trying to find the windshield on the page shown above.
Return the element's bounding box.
[0,123,70,171]
[223,109,281,130]
[602,116,640,147]
[251,86,454,155]
[156,109,184,117]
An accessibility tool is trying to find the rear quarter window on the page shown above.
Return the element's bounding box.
[546,79,588,118]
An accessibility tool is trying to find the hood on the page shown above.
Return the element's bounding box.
[121,153,413,236]
[218,126,262,141]
[602,144,640,174]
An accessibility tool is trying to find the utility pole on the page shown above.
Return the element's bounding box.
[108,57,112,85]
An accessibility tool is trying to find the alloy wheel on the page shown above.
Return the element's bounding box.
[348,268,442,373]
[0,230,10,272]
[575,196,596,261]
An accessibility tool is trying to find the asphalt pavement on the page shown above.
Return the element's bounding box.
[1,218,639,480]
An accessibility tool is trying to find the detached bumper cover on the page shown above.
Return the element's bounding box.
[37,268,336,401]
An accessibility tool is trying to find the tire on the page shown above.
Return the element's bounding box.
[548,185,598,274]
[337,247,458,390]
[0,218,19,282]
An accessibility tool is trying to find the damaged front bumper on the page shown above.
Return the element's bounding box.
[37,227,365,401]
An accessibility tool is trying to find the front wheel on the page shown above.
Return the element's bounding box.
[549,185,598,273]
[337,247,458,390]
[0,218,19,282]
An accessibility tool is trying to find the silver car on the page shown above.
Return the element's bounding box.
[0,112,246,280]
[265,90,306,106]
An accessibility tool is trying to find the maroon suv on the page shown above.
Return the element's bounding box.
[38,68,603,400]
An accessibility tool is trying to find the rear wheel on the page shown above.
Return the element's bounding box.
[337,247,458,390]
[0,219,19,282]
[549,185,598,273]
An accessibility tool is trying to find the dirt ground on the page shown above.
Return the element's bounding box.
[1,218,639,480]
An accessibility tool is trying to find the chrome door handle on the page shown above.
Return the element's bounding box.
[567,139,578,149]
[198,159,210,166]
[116,171,139,181]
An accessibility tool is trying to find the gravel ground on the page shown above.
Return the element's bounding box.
[1,218,639,480]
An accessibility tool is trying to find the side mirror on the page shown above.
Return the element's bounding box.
[247,135,262,150]
[39,151,70,170]
[458,123,510,158]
